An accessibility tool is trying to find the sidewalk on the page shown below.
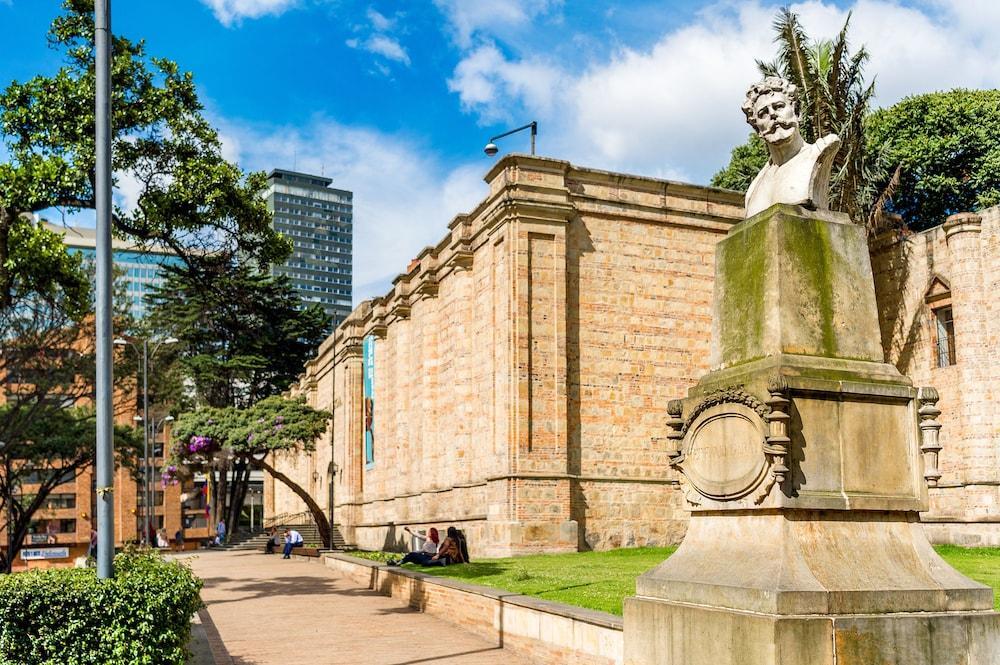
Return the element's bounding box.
[181,549,533,665]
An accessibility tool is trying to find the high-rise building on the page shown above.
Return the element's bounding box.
[44,222,184,320]
[264,169,353,330]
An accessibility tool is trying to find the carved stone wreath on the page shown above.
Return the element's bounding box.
[665,381,791,505]
[681,385,770,435]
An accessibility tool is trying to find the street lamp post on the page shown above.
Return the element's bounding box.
[483,121,538,157]
[94,0,114,581]
[115,336,177,544]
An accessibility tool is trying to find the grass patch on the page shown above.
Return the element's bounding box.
[936,545,1000,610]
[344,545,1000,616]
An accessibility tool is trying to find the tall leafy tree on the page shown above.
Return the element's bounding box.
[148,263,329,540]
[0,0,289,307]
[866,89,1000,229]
[170,397,332,546]
[147,262,330,410]
[0,222,143,571]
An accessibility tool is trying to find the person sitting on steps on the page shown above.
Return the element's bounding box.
[265,527,279,555]
[282,528,304,559]
[387,526,440,566]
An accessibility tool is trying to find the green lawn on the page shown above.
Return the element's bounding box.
[347,545,1000,616]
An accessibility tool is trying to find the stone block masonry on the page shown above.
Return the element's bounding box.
[871,206,1000,546]
[269,153,999,554]
[271,155,744,556]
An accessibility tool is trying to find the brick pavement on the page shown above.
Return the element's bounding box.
[182,549,533,665]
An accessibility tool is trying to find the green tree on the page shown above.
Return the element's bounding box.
[0,0,289,308]
[147,262,330,409]
[0,407,142,572]
[0,221,142,572]
[170,397,332,546]
[866,89,1000,229]
[711,133,768,193]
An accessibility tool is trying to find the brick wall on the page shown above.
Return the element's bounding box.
[270,155,997,554]
[872,206,1000,546]
[270,155,744,555]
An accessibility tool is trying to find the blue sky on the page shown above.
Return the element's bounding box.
[2,0,999,301]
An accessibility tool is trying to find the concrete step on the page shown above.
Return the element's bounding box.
[225,524,348,550]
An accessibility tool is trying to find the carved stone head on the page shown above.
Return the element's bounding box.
[742,77,801,146]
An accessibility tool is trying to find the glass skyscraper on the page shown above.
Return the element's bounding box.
[264,170,353,331]
[45,222,184,320]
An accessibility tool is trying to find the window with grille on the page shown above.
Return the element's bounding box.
[934,306,956,367]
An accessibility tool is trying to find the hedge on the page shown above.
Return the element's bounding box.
[0,549,203,665]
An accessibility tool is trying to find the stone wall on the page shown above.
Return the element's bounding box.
[270,154,998,553]
[871,206,1000,546]
[271,155,744,556]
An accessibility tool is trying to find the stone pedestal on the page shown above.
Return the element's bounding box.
[624,204,1000,664]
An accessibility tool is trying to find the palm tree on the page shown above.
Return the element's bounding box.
[757,8,890,231]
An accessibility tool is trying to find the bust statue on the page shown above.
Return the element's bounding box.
[742,77,840,219]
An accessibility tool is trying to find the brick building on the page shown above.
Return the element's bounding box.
[872,207,1000,546]
[268,154,1000,555]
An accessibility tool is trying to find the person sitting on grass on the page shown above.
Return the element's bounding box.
[387,526,440,566]
[424,526,465,567]
[282,528,304,559]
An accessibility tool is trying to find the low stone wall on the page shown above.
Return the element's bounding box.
[323,553,623,665]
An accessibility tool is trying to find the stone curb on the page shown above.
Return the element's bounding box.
[324,552,624,630]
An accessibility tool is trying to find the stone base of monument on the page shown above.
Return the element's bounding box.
[624,511,1000,664]
[624,597,1000,665]
[624,204,1000,664]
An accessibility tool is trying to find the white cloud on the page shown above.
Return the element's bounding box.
[366,8,394,32]
[200,0,297,26]
[447,43,561,124]
[215,117,488,302]
[352,34,411,65]
[445,0,1000,183]
[347,6,411,70]
[433,0,562,48]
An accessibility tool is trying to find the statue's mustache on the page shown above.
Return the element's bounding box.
[764,120,795,135]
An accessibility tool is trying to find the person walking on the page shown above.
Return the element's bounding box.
[87,528,98,560]
[215,520,226,546]
[282,528,304,559]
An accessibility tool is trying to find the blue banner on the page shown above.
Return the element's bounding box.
[363,335,375,467]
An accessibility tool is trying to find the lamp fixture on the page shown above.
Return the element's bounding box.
[483,121,537,157]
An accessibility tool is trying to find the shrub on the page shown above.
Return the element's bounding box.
[0,549,203,665]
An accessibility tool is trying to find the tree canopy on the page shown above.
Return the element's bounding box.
[147,263,330,410]
[0,0,290,293]
[866,89,1000,227]
[170,397,332,545]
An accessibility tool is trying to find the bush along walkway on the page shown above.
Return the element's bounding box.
[0,549,203,665]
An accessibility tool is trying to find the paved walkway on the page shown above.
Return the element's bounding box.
[182,549,532,665]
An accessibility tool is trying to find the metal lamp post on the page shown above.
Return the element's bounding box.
[115,336,178,544]
[483,121,537,157]
[94,0,114,580]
